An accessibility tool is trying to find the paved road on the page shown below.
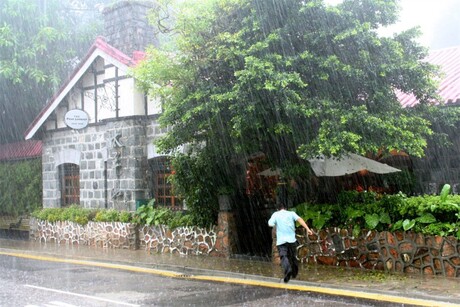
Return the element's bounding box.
[0,254,381,307]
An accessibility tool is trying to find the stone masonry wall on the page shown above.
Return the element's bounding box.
[29,214,236,258]
[139,225,218,256]
[30,218,137,249]
[103,1,159,55]
[276,227,460,278]
[42,117,154,210]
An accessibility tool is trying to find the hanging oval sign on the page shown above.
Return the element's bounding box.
[64,109,89,129]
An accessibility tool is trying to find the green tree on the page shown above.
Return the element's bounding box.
[0,159,42,216]
[0,0,106,143]
[135,0,450,215]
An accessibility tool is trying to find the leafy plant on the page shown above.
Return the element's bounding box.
[293,203,333,230]
[389,184,460,238]
[131,199,193,228]
[132,199,156,226]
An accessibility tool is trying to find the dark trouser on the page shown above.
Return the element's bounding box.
[277,242,298,278]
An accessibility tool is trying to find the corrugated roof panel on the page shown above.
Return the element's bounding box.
[0,140,42,162]
[398,46,460,107]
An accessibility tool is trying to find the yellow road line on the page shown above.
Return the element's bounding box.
[191,275,459,307]
[1,251,458,307]
[0,251,181,278]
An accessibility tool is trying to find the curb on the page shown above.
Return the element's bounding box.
[1,249,459,307]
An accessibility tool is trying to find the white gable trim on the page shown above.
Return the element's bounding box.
[25,49,131,140]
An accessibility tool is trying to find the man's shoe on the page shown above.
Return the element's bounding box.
[283,271,292,283]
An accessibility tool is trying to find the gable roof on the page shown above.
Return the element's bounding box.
[398,46,460,107]
[0,140,42,162]
[24,36,145,140]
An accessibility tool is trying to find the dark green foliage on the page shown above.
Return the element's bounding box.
[168,152,222,227]
[0,0,107,143]
[294,184,460,239]
[0,159,42,216]
[381,170,416,195]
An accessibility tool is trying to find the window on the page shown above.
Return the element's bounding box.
[59,163,80,207]
[149,157,181,209]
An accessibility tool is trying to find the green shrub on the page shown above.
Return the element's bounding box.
[31,202,192,229]
[62,205,95,224]
[32,208,63,222]
[32,205,95,225]
[119,211,132,223]
[294,185,460,239]
[95,209,121,222]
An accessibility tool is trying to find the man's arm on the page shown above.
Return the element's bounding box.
[268,216,275,227]
[296,217,313,235]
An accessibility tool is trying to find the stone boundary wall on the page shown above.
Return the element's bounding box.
[138,225,217,256]
[30,219,137,249]
[289,228,460,277]
[31,217,460,277]
[29,214,235,257]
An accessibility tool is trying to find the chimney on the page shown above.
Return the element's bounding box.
[102,1,159,55]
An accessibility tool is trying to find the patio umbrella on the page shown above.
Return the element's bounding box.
[308,153,400,177]
[257,167,283,177]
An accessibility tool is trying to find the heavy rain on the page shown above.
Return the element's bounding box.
[1,0,460,306]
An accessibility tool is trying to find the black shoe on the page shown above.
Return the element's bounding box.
[283,271,292,283]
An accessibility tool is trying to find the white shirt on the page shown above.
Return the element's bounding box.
[268,209,300,246]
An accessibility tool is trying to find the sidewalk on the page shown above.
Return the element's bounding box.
[1,238,459,306]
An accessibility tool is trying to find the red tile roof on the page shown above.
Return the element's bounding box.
[398,46,460,107]
[92,36,145,67]
[0,140,42,162]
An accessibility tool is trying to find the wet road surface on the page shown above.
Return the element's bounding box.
[1,254,382,306]
[0,238,459,306]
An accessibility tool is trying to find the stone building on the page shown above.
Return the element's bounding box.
[25,1,180,211]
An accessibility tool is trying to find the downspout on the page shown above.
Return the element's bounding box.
[102,147,108,209]
[104,160,108,209]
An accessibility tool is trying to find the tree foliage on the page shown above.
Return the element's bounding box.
[0,159,42,216]
[0,0,107,143]
[135,0,450,208]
